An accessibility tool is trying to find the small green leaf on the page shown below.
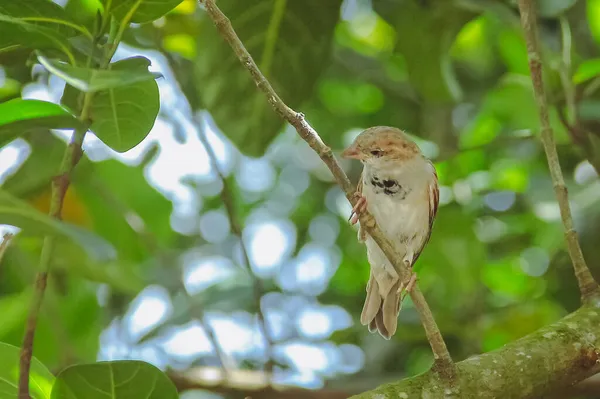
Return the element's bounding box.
[37,53,161,92]
[196,0,343,156]
[0,190,115,261]
[0,99,83,143]
[83,57,160,152]
[0,341,54,399]
[51,361,178,399]
[103,0,183,24]
[573,59,600,83]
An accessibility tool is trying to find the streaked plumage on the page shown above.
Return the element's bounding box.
[341,126,439,339]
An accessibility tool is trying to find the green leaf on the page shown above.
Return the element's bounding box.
[0,341,54,399]
[196,0,343,156]
[589,0,600,45]
[37,53,160,93]
[0,15,74,58]
[573,59,600,83]
[61,56,160,152]
[51,361,178,399]
[0,0,83,34]
[0,0,88,58]
[71,157,173,262]
[0,99,83,144]
[0,190,115,261]
[373,0,476,102]
[103,0,183,24]
[0,289,32,338]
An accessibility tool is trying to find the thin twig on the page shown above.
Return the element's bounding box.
[517,0,600,302]
[0,233,14,265]
[194,114,276,375]
[198,0,455,377]
[89,177,236,375]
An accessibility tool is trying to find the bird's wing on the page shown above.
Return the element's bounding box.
[357,170,368,242]
[410,162,439,266]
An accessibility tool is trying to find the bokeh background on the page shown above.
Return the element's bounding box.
[2,0,600,397]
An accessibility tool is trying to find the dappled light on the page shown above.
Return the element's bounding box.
[1,0,600,398]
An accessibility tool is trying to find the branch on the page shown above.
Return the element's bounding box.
[197,0,455,378]
[168,367,352,399]
[18,7,142,396]
[194,114,275,374]
[350,304,600,398]
[517,0,600,302]
[18,124,87,398]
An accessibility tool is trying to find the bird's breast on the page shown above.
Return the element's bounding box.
[362,171,428,242]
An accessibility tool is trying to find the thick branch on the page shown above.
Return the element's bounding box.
[351,304,600,398]
[198,0,454,377]
[517,0,600,302]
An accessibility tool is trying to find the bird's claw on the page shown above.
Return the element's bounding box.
[397,268,418,303]
[349,192,368,225]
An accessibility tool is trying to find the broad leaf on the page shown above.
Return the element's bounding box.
[373,0,476,102]
[0,342,54,399]
[573,58,600,83]
[0,190,115,261]
[51,361,178,399]
[0,0,87,56]
[0,99,83,144]
[61,56,160,152]
[71,157,173,261]
[37,53,160,93]
[103,0,183,24]
[196,0,343,156]
[0,15,74,57]
[0,0,82,35]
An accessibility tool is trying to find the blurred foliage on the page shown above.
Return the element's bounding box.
[1,0,600,398]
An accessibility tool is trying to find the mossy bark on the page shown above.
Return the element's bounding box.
[352,303,600,399]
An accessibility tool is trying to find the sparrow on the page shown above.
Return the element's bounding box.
[341,126,439,339]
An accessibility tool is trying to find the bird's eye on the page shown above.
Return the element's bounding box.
[370,150,383,157]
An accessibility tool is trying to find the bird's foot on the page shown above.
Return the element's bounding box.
[349,192,370,225]
[396,260,417,302]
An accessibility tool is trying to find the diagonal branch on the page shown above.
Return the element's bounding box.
[198,0,455,378]
[194,114,275,375]
[517,0,600,302]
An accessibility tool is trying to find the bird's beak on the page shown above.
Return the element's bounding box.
[341,146,363,160]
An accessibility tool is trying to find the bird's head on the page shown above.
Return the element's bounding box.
[341,126,421,168]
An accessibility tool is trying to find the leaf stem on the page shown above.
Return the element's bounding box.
[198,0,456,377]
[517,0,600,302]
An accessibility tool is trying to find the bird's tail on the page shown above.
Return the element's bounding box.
[360,272,402,340]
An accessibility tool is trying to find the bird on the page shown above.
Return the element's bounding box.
[341,126,439,339]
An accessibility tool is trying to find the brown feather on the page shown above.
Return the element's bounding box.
[411,160,439,266]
